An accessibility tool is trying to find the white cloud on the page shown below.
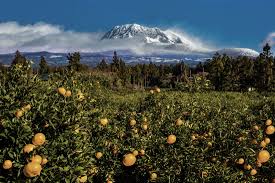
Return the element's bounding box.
[0,21,214,54]
[264,32,275,47]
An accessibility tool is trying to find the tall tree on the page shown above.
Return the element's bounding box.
[11,50,27,66]
[39,56,49,75]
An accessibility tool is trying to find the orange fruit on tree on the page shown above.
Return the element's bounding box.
[264,137,271,144]
[155,87,161,93]
[251,139,258,145]
[65,90,72,97]
[253,125,259,131]
[95,152,103,159]
[140,149,145,156]
[23,162,42,177]
[123,153,136,166]
[23,144,36,153]
[250,169,257,176]
[142,124,148,130]
[167,135,177,144]
[266,119,272,126]
[237,158,245,165]
[260,140,267,148]
[31,155,42,164]
[257,150,270,163]
[266,125,275,135]
[57,87,66,96]
[15,110,24,118]
[99,118,108,126]
[41,157,48,165]
[23,104,31,111]
[176,118,183,126]
[78,175,88,183]
[129,119,136,126]
[32,133,46,146]
[150,172,158,180]
[149,90,154,94]
[244,164,252,170]
[3,160,12,169]
[132,150,139,156]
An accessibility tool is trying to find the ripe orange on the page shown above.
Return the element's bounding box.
[266,126,275,135]
[176,119,183,126]
[132,150,139,156]
[99,118,108,126]
[123,153,136,166]
[264,137,271,144]
[129,119,136,126]
[41,158,48,165]
[149,90,154,94]
[167,135,176,144]
[15,110,24,118]
[23,162,42,177]
[107,180,113,183]
[57,87,66,96]
[191,135,196,140]
[31,155,42,164]
[23,104,32,111]
[253,125,259,131]
[150,172,157,180]
[266,119,272,126]
[3,160,12,169]
[251,139,258,145]
[142,124,148,130]
[155,87,161,93]
[250,169,257,176]
[237,158,245,165]
[23,144,36,153]
[260,140,267,148]
[257,150,270,163]
[78,175,88,183]
[65,90,72,97]
[95,152,103,159]
[32,133,46,146]
[140,149,145,156]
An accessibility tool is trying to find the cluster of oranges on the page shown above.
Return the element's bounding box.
[22,133,47,178]
[15,104,31,118]
[57,87,72,97]
[237,119,274,177]
[149,87,161,94]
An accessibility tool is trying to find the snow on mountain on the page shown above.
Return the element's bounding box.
[215,48,259,57]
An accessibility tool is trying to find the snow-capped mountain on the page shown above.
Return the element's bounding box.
[102,24,182,44]
[215,48,259,57]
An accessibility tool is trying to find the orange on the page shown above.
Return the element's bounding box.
[150,172,157,180]
[23,144,36,153]
[266,119,272,126]
[253,125,259,131]
[57,87,66,96]
[41,158,48,165]
[3,160,12,169]
[257,150,270,163]
[260,140,267,148]
[23,162,42,177]
[251,139,258,145]
[32,133,46,146]
[31,155,42,164]
[23,104,32,111]
[155,87,161,93]
[65,90,72,97]
[237,158,245,165]
[142,124,148,130]
[264,137,271,144]
[129,119,136,126]
[140,149,145,156]
[266,126,275,135]
[15,110,24,118]
[167,135,176,144]
[250,169,257,176]
[95,152,103,159]
[123,153,136,166]
[176,119,183,126]
[132,150,139,156]
[99,118,108,126]
[191,135,196,140]
[78,175,88,183]
[149,90,154,94]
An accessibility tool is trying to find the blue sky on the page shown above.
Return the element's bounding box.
[0,0,275,52]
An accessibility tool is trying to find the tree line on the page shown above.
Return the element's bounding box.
[0,44,274,92]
